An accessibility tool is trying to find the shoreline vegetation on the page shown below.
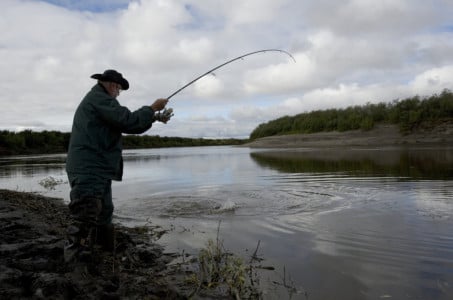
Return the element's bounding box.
[1,90,452,155]
[245,90,453,148]
[249,89,453,141]
[0,132,247,156]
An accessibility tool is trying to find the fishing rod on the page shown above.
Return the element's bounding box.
[155,49,295,123]
[166,49,296,100]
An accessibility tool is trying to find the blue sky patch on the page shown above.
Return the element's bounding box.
[40,0,131,13]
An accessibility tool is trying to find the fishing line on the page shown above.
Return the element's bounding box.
[167,49,296,100]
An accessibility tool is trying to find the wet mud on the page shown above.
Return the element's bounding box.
[0,189,200,299]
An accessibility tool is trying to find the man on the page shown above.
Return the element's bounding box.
[64,69,172,262]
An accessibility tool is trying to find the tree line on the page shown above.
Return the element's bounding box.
[250,89,453,140]
[2,90,452,155]
[0,130,246,156]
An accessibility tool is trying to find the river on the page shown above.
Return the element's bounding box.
[1,145,452,299]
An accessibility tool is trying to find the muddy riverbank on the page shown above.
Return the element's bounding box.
[244,124,453,148]
[0,189,200,299]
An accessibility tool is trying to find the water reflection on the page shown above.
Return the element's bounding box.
[0,154,66,177]
[250,147,453,179]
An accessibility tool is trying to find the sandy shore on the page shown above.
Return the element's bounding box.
[243,124,453,148]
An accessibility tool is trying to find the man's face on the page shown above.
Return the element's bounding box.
[107,82,122,98]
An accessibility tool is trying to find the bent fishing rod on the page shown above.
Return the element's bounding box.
[166,49,296,100]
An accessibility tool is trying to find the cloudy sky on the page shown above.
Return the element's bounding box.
[2,0,453,138]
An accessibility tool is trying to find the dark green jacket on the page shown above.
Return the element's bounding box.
[66,84,155,181]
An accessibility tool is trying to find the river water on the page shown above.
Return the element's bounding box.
[1,145,452,299]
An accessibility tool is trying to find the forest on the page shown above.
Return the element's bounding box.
[250,89,453,140]
[0,130,245,156]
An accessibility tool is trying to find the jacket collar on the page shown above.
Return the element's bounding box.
[96,83,109,95]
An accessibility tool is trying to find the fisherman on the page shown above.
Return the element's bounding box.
[64,69,173,263]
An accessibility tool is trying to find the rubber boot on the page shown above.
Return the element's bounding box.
[64,224,94,263]
[96,223,115,252]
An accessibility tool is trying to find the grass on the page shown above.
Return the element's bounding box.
[185,222,262,299]
[182,221,309,299]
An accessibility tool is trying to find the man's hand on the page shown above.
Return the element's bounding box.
[150,98,168,112]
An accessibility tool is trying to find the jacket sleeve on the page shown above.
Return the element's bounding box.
[94,97,156,134]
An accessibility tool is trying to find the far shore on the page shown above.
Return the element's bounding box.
[243,124,453,148]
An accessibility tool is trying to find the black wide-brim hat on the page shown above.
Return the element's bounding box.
[91,69,129,90]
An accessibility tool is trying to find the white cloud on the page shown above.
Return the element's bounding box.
[224,0,288,26]
[1,0,453,138]
[193,74,225,98]
[409,65,453,95]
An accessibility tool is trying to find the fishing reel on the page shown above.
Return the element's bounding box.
[154,108,174,124]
